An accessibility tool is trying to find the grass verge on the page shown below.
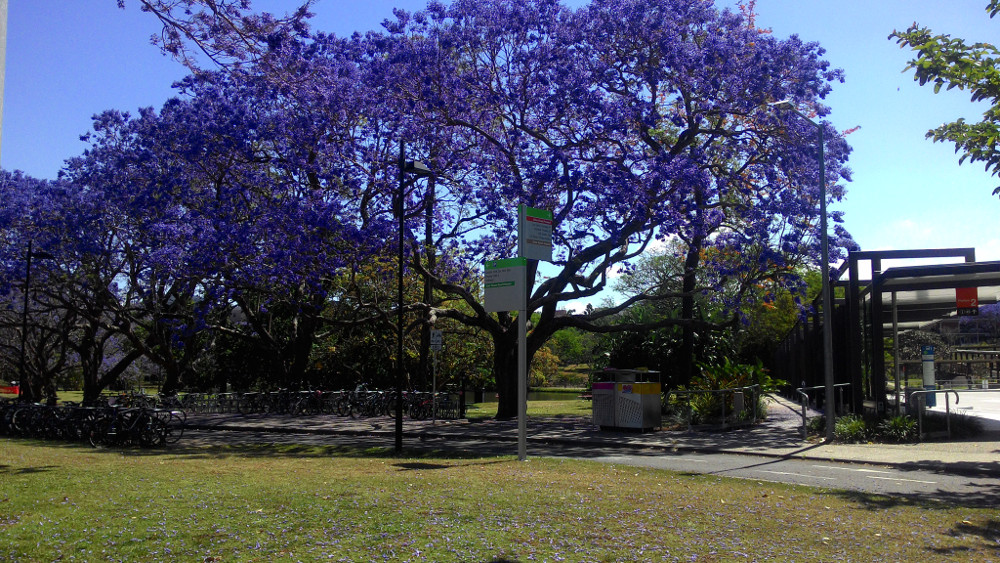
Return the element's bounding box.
[465,399,593,421]
[2,440,999,561]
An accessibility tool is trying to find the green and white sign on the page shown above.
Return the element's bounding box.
[484,257,526,312]
[518,205,553,262]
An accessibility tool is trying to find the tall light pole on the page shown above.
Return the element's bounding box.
[396,141,432,453]
[770,99,836,442]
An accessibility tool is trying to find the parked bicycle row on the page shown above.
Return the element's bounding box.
[0,399,185,448]
[147,388,464,420]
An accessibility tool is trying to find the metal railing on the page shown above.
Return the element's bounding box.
[909,387,1000,440]
[665,385,763,431]
[795,383,851,439]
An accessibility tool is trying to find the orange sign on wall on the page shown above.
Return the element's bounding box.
[956,287,979,316]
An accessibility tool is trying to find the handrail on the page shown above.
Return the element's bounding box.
[795,383,851,439]
[909,388,960,440]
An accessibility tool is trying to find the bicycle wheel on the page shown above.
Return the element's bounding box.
[139,415,166,448]
[9,406,32,437]
[335,396,350,417]
[163,411,186,444]
[87,412,114,448]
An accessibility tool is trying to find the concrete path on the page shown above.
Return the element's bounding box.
[182,395,1000,478]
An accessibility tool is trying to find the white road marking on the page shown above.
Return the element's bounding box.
[758,470,836,480]
[867,476,938,484]
[811,465,891,474]
[810,464,937,483]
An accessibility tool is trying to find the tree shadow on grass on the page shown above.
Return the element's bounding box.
[171,443,501,463]
[394,461,454,471]
[922,518,1000,557]
[940,518,1000,551]
[0,463,59,475]
[27,438,514,469]
[827,483,1000,510]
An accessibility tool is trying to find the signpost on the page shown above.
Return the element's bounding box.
[518,205,553,262]
[430,330,443,423]
[482,205,554,461]
[922,345,936,408]
[484,258,527,312]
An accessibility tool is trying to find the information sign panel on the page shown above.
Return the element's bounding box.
[518,205,553,262]
[430,330,444,351]
[484,258,526,312]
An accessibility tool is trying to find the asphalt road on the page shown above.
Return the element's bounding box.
[180,428,1000,508]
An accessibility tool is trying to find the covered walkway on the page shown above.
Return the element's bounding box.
[775,248,1000,415]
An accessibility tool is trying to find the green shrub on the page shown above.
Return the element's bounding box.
[813,411,983,443]
[807,415,826,435]
[753,395,768,420]
[687,392,720,425]
[876,415,917,443]
[691,358,787,392]
[678,358,784,424]
[834,414,869,443]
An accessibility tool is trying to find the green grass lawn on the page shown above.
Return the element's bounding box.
[465,398,593,420]
[1,440,997,561]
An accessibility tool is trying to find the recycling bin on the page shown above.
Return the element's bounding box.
[591,382,616,428]
[592,369,661,432]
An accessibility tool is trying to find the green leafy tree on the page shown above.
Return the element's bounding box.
[529,346,560,388]
[547,328,598,367]
[891,1,1000,197]
[735,269,822,366]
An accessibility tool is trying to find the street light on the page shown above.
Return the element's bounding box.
[770,99,836,442]
[396,141,433,453]
[18,240,55,402]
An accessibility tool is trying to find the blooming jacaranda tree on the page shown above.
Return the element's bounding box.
[123,0,315,70]
[59,49,388,395]
[4,0,855,414]
[352,0,855,417]
[0,171,148,402]
[133,0,856,417]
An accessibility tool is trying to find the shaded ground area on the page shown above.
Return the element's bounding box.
[181,395,1000,478]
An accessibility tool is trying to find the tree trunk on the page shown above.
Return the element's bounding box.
[158,359,185,396]
[285,308,321,386]
[679,237,704,384]
[493,334,519,420]
[21,376,43,404]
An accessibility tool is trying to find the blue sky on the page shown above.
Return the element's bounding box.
[4,0,1000,277]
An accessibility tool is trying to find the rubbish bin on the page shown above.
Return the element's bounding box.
[592,369,661,432]
[591,382,615,428]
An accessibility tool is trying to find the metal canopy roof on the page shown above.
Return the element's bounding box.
[870,261,1000,332]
